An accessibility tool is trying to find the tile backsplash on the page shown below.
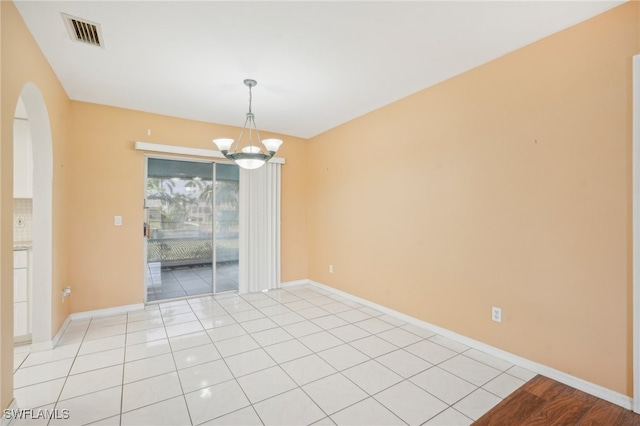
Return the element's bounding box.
[13,198,33,243]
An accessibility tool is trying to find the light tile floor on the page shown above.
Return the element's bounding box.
[12,285,536,425]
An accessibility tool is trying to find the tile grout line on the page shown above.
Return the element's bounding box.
[200,294,266,425]
[118,312,128,426]
[245,292,333,424]
[237,289,338,425]
[188,289,333,424]
[210,285,476,423]
[52,317,100,426]
[298,305,446,424]
[15,283,527,426]
[279,287,513,423]
[161,301,196,426]
[249,288,411,423]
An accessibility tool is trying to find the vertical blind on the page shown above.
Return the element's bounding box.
[239,162,282,293]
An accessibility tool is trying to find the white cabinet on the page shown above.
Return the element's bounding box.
[14,249,27,268]
[13,118,33,198]
[14,302,28,337]
[14,268,27,302]
[13,250,30,339]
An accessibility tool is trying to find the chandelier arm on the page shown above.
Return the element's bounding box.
[234,114,252,154]
[251,117,264,151]
[248,115,256,148]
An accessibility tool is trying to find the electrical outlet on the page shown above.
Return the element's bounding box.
[492,306,502,323]
[329,264,334,273]
[62,286,71,303]
[114,215,122,226]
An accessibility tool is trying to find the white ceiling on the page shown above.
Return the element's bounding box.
[14,1,623,139]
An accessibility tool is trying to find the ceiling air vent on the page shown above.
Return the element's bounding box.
[62,13,104,48]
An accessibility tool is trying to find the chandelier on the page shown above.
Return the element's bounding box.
[213,79,283,170]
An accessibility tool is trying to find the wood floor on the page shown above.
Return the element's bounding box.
[474,375,640,425]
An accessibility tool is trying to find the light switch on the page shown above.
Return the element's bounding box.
[114,216,122,226]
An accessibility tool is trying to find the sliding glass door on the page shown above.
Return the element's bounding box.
[144,158,239,302]
[213,164,240,293]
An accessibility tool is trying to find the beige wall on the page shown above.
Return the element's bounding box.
[1,1,71,410]
[307,2,639,396]
[66,102,308,313]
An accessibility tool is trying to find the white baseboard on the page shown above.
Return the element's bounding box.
[31,304,145,351]
[302,279,633,410]
[29,341,53,352]
[52,315,71,348]
[280,279,310,288]
[69,303,145,321]
[2,399,18,426]
[29,315,70,352]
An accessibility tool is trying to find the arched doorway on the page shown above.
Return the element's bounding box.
[16,83,53,347]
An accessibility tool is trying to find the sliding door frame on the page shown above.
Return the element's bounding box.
[143,154,236,303]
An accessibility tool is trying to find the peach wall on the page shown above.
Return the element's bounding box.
[66,102,308,312]
[1,1,71,410]
[307,2,639,396]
